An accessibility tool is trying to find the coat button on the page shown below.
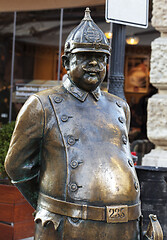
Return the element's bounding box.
[116,101,121,107]
[67,136,76,146]
[122,135,127,144]
[118,117,124,123]
[69,183,78,192]
[128,159,133,167]
[134,181,139,191]
[70,160,79,169]
[54,96,62,103]
[61,115,68,122]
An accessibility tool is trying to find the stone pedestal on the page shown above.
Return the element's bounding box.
[142,0,167,166]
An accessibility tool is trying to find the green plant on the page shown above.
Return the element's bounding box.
[0,121,15,178]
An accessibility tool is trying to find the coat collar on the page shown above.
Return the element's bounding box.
[63,78,101,102]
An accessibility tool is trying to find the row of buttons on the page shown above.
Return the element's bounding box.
[54,98,76,145]
[54,97,77,146]
[54,97,70,123]
[116,101,127,145]
[69,159,83,192]
[54,96,81,192]
[116,101,138,191]
[55,98,123,107]
[54,96,82,192]
[128,158,139,191]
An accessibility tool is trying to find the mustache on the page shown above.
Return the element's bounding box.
[82,65,104,73]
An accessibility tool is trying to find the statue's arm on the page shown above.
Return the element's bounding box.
[5,95,45,209]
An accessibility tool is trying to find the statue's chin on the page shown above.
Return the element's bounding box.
[84,77,99,85]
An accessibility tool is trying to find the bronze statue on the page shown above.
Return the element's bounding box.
[5,8,163,240]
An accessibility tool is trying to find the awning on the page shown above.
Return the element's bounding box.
[0,0,105,12]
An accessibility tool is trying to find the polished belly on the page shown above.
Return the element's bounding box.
[67,142,140,206]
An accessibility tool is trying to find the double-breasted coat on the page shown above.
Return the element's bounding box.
[5,78,141,240]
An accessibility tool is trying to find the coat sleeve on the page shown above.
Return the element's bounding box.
[5,95,45,209]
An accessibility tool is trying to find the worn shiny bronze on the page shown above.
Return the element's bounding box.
[143,214,163,240]
[4,7,163,240]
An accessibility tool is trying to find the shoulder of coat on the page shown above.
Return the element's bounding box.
[101,91,127,105]
[33,85,67,102]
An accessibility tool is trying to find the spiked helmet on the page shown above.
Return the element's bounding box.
[64,8,111,55]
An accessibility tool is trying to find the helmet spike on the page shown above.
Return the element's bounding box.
[82,7,92,21]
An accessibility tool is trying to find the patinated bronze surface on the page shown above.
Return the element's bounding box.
[4,8,162,240]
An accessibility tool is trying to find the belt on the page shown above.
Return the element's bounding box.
[39,192,141,223]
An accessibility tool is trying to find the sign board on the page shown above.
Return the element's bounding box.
[105,0,149,28]
[13,80,61,103]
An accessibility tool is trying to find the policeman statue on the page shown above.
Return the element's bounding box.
[5,8,163,240]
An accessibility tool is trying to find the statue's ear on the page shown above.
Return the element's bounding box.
[62,55,70,71]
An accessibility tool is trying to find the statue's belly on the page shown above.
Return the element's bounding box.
[67,143,140,206]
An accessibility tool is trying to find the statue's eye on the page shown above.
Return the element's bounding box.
[98,56,105,62]
[95,54,106,62]
[98,57,103,61]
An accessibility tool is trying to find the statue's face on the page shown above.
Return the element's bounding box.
[68,52,107,92]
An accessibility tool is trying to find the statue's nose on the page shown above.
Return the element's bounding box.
[89,60,97,66]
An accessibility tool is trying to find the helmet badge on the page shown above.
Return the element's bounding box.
[84,27,102,43]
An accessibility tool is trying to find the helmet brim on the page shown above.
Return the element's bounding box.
[71,48,111,55]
